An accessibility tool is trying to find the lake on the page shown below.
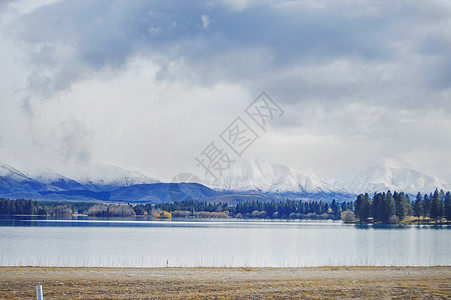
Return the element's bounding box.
[0,217,450,267]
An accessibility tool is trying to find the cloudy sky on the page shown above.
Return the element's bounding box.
[0,0,451,182]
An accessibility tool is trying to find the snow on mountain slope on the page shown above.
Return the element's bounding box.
[46,162,160,186]
[0,161,49,194]
[0,162,32,181]
[203,157,339,194]
[342,158,450,194]
[1,160,159,187]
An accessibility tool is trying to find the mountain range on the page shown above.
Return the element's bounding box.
[1,158,449,204]
[338,158,450,195]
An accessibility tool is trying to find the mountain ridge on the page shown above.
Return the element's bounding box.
[202,158,341,194]
[1,158,449,203]
[339,158,451,195]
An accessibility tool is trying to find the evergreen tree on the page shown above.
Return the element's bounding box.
[413,192,423,222]
[444,191,451,221]
[341,202,348,212]
[330,199,340,219]
[375,191,396,223]
[355,193,371,223]
[430,189,444,223]
[355,194,363,219]
[423,194,431,218]
[372,192,382,221]
[394,192,411,220]
[384,191,396,223]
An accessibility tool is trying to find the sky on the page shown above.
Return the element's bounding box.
[0,0,451,182]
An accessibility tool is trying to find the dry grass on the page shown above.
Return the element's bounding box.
[400,216,451,225]
[0,266,450,299]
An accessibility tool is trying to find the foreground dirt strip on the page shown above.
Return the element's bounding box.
[0,266,450,299]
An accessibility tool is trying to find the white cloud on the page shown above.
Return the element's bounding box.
[0,0,451,183]
[201,14,211,29]
[0,55,249,180]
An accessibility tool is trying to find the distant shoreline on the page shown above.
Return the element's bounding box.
[1,266,450,298]
[2,214,451,226]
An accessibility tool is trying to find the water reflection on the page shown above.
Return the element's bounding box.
[0,217,449,267]
[0,216,345,228]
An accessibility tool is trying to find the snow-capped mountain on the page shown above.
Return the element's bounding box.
[0,162,33,182]
[2,157,450,203]
[1,160,159,187]
[341,158,451,194]
[45,162,160,187]
[0,159,162,201]
[202,157,340,195]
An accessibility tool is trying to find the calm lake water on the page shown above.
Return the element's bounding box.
[0,217,450,267]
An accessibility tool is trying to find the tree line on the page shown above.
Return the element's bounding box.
[354,190,451,224]
[0,198,98,216]
[135,199,354,220]
[234,199,353,219]
[3,190,451,223]
[0,198,46,215]
[0,198,354,220]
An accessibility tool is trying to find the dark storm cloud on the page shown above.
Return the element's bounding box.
[6,0,449,107]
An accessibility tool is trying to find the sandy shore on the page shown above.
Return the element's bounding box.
[1,266,450,299]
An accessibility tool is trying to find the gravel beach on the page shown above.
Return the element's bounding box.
[1,266,450,299]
